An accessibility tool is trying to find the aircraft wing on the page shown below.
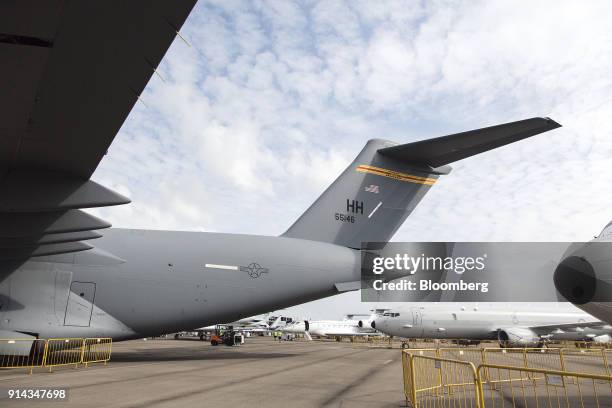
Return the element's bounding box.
[321,329,379,337]
[529,321,611,335]
[0,1,196,261]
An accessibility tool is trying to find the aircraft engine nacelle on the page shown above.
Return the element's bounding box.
[553,241,612,325]
[554,251,598,305]
[554,242,612,305]
[498,328,542,348]
[593,334,612,344]
[358,319,373,328]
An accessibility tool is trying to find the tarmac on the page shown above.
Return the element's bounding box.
[0,337,405,407]
[1,337,611,407]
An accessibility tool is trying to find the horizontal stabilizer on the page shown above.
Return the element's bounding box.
[335,281,362,292]
[0,231,102,248]
[0,210,111,238]
[378,117,561,168]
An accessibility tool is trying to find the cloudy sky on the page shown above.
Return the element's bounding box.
[92,0,612,319]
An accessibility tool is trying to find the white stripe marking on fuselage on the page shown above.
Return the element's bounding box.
[205,264,239,270]
[368,201,383,218]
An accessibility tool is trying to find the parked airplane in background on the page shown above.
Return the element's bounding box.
[222,315,270,332]
[372,303,611,347]
[267,315,295,330]
[554,221,612,325]
[197,314,294,335]
[282,315,381,340]
[0,1,562,345]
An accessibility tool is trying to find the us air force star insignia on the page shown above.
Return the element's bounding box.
[239,263,269,278]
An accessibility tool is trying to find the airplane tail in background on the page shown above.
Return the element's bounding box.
[283,117,561,249]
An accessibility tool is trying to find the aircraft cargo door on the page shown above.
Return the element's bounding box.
[64,281,96,327]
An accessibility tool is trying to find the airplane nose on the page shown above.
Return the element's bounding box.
[554,256,596,304]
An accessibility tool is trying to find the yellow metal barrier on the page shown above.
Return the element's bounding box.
[482,348,564,386]
[407,348,440,358]
[477,364,612,407]
[439,347,485,367]
[82,338,112,365]
[561,347,610,376]
[0,339,48,374]
[403,352,481,407]
[367,336,394,348]
[403,348,612,407]
[0,337,113,373]
[45,338,86,371]
[523,348,565,371]
[401,348,414,404]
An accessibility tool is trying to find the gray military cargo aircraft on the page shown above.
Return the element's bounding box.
[0,1,562,342]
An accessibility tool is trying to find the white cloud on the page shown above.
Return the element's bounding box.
[93,0,612,319]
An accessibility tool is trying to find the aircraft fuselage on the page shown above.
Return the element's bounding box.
[0,229,360,340]
[374,304,602,341]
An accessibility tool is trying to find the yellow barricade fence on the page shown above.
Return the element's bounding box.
[522,348,565,371]
[401,349,413,403]
[404,353,481,408]
[403,346,611,375]
[477,364,612,408]
[0,339,48,374]
[401,349,452,402]
[407,348,440,358]
[0,337,112,373]
[439,348,485,367]
[367,336,394,346]
[45,338,86,371]
[561,348,610,376]
[403,349,612,407]
[482,348,564,386]
[82,338,112,365]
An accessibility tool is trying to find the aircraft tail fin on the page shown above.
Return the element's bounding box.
[283,117,560,248]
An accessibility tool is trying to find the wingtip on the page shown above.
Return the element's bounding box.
[542,117,562,128]
[118,196,132,205]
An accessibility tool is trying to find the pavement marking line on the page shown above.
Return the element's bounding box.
[383,359,393,364]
